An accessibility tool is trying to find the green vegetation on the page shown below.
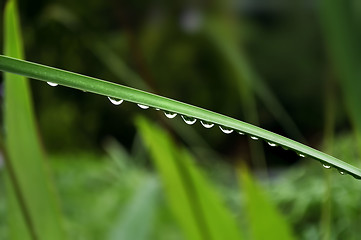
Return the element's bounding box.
[1,0,361,239]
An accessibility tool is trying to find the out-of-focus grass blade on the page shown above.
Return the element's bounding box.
[108,177,159,240]
[205,18,305,142]
[137,116,242,240]
[319,0,361,156]
[4,171,31,240]
[3,0,65,239]
[239,166,296,240]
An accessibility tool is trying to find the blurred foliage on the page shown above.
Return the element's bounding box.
[1,132,360,239]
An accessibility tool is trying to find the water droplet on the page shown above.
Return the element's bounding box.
[108,97,124,105]
[268,142,277,147]
[47,82,58,87]
[181,115,197,125]
[282,146,289,150]
[323,164,331,169]
[339,171,345,175]
[164,111,177,119]
[219,126,233,134]
[250,136,259,140]
[298,153,305,158]
[155,108,160,111]
[200,121,214,128]
[137,104,149,109]
[238,131,245,135]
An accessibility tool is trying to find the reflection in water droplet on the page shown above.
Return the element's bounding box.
[155,108,160,111]
[200,121,214,128]
[164,111,177,119]
[219,126,233,134]
[137,104,149,109]
[47,82,58,87]
[108,97,124,105]
[268,142,277,147]
[298,153,305,158]
[339,171,345,175]
[181,115,197,125]
[323,164,331,169]
[238,131,245,135]
[250,136,259,140]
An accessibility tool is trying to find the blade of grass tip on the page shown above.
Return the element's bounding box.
[320,0,361,161]
[0,56,360,178]
[107,177,160,240]
[238,165,296,240]
[3,1,66,239]
[136,116,243,240]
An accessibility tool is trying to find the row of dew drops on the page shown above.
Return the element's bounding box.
[47,82,358,179]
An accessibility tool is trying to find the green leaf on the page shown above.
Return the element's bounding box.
[3,0,66,239]
[0,55,359,178]
[239,167,296,240]
[136,117,242,240]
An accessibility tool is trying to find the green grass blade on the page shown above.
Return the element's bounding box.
[319,0,361,158]
[4,171,32,240]
[3,1,66,239]
[108,177,159,240]
[0,55,360,179]
[239,167,296,240]
[136,116,242,240]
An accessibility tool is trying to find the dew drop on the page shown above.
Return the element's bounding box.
[137,104,150,109]
[164,111,177,119]
[268,142,277,147]
[339,171,345,175]
[181,115,197,125]
[250,136,259,140]
[108,97,124,105]
[155,108,160,111]
[200,121,214,128]
[47,82,58,87]
[298,153,305,158]
[219,126,233,134]
[323,164,331,169]
[238,131,245,135]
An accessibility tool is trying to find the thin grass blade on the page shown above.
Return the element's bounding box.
[3,1,65,239]
[0,55,360,178]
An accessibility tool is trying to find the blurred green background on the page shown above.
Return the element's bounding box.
[1,0,361,239]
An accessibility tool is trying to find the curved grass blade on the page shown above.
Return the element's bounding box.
[0,55,360,179]
[3,1,66,239]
